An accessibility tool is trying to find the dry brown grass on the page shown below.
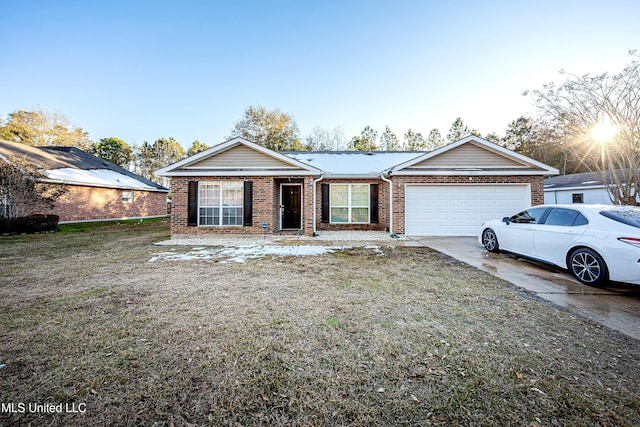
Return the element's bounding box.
[1,219,639,426]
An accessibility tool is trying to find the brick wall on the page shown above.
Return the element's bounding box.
[45,185,167,222]
[171,176,316,236]
[170,175,544,237]
[389,175,545,234]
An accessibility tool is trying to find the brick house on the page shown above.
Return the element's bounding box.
[0,140,169,222]
[155,136,558,237]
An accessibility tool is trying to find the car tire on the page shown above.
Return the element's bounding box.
[482,228,500,253]
[569,248,608,286]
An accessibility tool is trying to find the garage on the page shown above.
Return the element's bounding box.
[405,184,530,236]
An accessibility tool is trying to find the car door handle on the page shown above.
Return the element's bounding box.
[564,231,578,235]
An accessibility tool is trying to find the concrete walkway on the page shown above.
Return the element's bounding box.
[412,237,640,341]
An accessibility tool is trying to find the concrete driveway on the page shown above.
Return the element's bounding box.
[410,237,640,341]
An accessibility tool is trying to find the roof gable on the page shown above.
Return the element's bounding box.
[155,137,322,176]
[391,136,559,176]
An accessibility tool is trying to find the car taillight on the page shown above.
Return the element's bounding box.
[618,237,640,248]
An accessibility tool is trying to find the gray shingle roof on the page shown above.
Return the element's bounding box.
[544,168,636,189]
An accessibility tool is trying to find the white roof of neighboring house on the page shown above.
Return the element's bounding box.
[46,168,162,191]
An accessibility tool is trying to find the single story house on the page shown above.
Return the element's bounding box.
[544,168,638,205]
[155,136,558,237]
[0,140,169,222]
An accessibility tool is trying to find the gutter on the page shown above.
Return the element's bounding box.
[312,174,324,234]
[380,171,393,235]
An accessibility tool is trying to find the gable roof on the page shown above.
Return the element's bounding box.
[544,168,638,190]
[389,136,559,176]
[155,135,559,179]
[0,140,169,192]
[154,137,322,176]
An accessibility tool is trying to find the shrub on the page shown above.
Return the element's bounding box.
[0,214,59,234]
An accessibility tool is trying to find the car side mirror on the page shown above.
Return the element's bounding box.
[502,217,510,224]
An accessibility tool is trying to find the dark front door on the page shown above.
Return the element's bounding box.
[282,185,302,229]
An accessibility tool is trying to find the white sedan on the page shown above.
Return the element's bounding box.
[479,204,640,286]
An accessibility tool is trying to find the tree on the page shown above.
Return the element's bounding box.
[503,116,535,153]
[0,156,67,219]
[403,129,426,150]
[134,137,186,183]
[484,132,502,144]
[379,126,401,150]
[304,126,347,151]
[187,140,210,156]
[0,109,91,148]
[527,50,640,205]
[426,128,445,150]
[228,105,302,151]
[349,126,378,151]
[446,117,479,143]
[87,137,133,168]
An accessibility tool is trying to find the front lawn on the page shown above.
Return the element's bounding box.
[0,219,638,426]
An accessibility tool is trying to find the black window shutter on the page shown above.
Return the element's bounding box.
[321,184,330,223]
[243,181,253,226]
[187,181,198,226]
[370,183,379,224]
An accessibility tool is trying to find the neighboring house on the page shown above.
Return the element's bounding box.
[0,140,169,222]
[155,136,558,237]
[544,169,638,205]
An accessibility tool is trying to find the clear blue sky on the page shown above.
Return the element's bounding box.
[2,0,639,149]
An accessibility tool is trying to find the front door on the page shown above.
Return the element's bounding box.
[281,185,302,229]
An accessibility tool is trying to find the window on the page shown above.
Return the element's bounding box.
[572,193,584,203]
[544,208,587,226]
[509,207,548,224]
[198,181,243,226]
[330,184,369,223]
[122,191,134,203]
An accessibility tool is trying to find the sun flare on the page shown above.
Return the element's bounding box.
[590,120,618,142]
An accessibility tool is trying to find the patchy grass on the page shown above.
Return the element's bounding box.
[0,220,638,426]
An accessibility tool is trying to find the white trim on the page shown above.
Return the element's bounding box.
[156,170,314,177]
[312,175,324,233]
[155,137,322,176]
[380,174,393,235]
[329,183,370,224]
[390,136,559,176]
[390,169,552,176]
[279,183,303,230]
[197,180,244,227]
[544,184,606,192]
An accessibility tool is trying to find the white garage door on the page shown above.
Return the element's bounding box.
[405,184,529,236]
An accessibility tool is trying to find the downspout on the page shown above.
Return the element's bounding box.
[380,172,393,236]
[312,174,324,235]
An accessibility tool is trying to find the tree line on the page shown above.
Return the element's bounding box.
[1,50,638,204]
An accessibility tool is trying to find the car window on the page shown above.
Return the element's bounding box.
[510,207,548,224]
[544,208,587,226]
[600,207,640,229]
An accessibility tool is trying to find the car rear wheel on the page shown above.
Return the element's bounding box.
[482,229,500,253]
[569,248,608,286]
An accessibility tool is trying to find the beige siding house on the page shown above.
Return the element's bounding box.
[156,136,558,237]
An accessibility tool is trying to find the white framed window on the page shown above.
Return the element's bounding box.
[122,191,134,203]
[198,181,243,226]
[330,184,369,223]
